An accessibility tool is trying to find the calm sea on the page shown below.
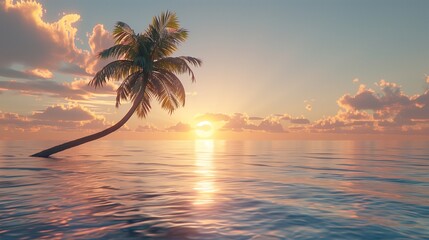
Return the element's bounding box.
[0,140,428,239]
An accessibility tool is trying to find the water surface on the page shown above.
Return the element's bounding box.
[0,140,428,239]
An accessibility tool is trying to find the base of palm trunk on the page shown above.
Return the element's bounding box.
[30,89,145,158]
[31,151,52,158]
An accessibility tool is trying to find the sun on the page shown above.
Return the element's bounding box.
[195,121,214,138]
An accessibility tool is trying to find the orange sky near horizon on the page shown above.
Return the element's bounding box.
[1,127,428,142]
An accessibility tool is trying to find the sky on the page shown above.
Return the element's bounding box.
[0,0,429,140]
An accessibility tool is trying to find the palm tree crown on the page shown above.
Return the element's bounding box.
[90,11,202,117]
[30,12,201,158]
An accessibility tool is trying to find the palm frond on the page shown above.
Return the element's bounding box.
[98,44,135,60]
[136,35,152,58]
[113,21,137,45]
[115,71,143,107]
[150,70,186,114]
[152,11,179,32]
[148,77,175,113]
[89,14,200,120]
[154,56,202,82]
[89,60,138,88]
[135,90,152,118]
[153,28,188,59]
[146,11,188,59]
[153,69,186,105]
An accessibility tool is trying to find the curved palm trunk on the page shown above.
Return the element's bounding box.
[31,86,146,158]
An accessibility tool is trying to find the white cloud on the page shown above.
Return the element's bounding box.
[166,122,192,132]
[0,1,115,79]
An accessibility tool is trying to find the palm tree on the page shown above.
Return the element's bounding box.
[31,11,201,158]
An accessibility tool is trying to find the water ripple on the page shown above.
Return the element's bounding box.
[0,140,428,239]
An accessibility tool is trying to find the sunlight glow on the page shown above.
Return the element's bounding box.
[193,140,216,205]
[195,121,214,138]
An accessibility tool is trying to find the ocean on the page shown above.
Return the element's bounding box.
[0,140,428,239]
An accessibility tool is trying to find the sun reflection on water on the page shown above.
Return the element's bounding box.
[193,140,216,205]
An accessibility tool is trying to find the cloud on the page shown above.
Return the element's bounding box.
[136,124,161,132]
[338,84,382,110]
[221,113,259,131]
[0,0,91,77]
[32,105,95,121]
[337,110,372,120]
[194,113,230,122]
[0,78,116,100]
[310,79,429,134]
[193,112,310,133]
[278,114,310,125]
[309,110,379,133]
[166,122,192,132]
[221,113,285,132]
[307,108,379,133]
[0,1,116,79]
[0,79,88,99]
[0,67,52,80]
[338,81,411,111]
[304,99,314,111]
[68,78,117,96]
[279,114,291,121]
[258,117,284,132]
[0,104,111,132]
[290,118,310,124]
[249,116,264,121]
[26,68,53,79]
[0,111,32,130]
[353,78,359,83]
[80,117,111,130]
[394,93,429,122]
[311,116,346,130]
[86,24,114,74]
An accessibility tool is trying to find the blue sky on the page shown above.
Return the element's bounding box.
[42,0,429,115]
[1,0,429,138]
